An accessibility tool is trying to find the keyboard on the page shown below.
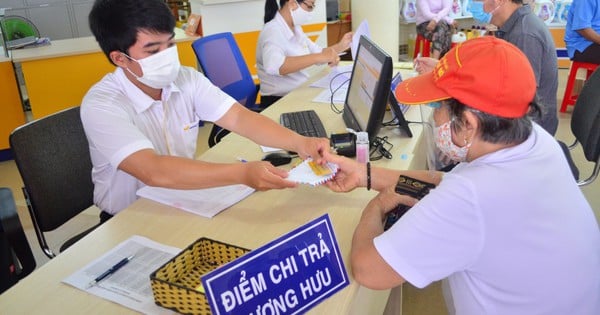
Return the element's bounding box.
[6,36,38,49]
[280,110,328,138]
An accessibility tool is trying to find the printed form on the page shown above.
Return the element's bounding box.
[63,235,181,314]
[136,184,255,218]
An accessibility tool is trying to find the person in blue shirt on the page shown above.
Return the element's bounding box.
[564,0,600,64]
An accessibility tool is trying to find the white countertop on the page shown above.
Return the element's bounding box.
[0,51,9,62]
[11,28,198,63]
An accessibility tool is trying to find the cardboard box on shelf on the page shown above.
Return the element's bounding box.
[185,14,203,37]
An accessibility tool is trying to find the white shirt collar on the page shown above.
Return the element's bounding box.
[114,67,181,114]
[274,11,299,41]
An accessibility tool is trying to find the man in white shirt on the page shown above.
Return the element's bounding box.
[84,0,330,218]
[324,37,600,314]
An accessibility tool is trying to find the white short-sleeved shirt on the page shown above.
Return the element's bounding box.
[256,12,323,97]
[81,66,236,215]
[375,125,600,314]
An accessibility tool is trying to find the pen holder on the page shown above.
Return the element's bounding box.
[150,238,250,315]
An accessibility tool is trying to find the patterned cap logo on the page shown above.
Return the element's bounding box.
[433,57,448,82]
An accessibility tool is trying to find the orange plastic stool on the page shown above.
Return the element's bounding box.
[414,34,431,58]
[560,61,599,112]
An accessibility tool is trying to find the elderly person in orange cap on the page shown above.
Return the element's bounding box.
[323,37,600,314]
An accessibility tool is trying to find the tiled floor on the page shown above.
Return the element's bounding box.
[1,68,598,313]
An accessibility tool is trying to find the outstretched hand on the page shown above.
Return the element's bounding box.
[321,151,365,192]
[293,136,331,165]
[242,161,297,191]
[336,32,353,52]
[414,56,439,74]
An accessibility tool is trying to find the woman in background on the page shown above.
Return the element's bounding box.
[416,0,454,59]
[257,0,352,106]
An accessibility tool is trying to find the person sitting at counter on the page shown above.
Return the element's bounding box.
[83,0,330,221]
[419,0,559,136]
[256,0,352,107]
[323,37,600,314]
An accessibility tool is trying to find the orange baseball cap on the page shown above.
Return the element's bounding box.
[395,37,536,118]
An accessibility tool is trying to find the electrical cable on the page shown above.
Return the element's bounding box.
[328,71,351,114]
[369,135,394,161]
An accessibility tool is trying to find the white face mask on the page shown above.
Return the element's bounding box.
[290,1,313,26]
[123,46,181,89]
[434,120,471,162]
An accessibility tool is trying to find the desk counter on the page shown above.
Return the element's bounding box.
[10,28,199,119]
[0,69,427,314]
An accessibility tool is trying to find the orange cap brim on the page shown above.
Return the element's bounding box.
[394,71,452,106]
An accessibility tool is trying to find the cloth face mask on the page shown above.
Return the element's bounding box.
[124,46,181,89]
[434,120,471,162]
[291,1,314,26]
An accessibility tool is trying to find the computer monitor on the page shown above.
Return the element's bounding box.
[342,35,393,145]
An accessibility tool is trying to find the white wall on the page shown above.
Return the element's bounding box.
[350,0,399,62]
[190,0,328,47]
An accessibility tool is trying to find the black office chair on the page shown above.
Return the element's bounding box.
[191,32,264,147]
[0,187,36,294]
[9,106,98,258]
[559,67,600,186]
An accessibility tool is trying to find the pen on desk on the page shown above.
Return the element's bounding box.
[86,254,135,288]
[237,157,248,163]
[413,53,421,71]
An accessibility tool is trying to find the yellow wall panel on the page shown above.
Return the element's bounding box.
[301,23,326,33]
[233,31,261,77]
[0,61,26,149]
[21,41,197,120]
[21,52,114,119]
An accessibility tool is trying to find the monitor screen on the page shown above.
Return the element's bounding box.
[342,35,393,144]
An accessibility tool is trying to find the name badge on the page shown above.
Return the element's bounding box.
[202,214,349,314]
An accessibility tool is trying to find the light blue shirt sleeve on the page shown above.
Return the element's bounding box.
[564,0,600,57]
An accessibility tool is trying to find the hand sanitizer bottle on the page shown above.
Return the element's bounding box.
[356,132,370,163]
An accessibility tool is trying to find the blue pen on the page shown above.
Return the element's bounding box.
[87,254,135,288]
[236,157,248,163]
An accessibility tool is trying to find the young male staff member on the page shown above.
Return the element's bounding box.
[324,37,600,314]
[256,0,352,106]
[83,0,330,219]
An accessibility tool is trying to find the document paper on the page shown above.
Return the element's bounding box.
[287,159,339,186]
[310,64,352,104]
[63,235,181,314]
[136,184,255,218]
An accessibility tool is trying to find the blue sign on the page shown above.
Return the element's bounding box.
[202,214,349,315]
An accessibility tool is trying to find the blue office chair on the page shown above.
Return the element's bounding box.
[191,32,263,147]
